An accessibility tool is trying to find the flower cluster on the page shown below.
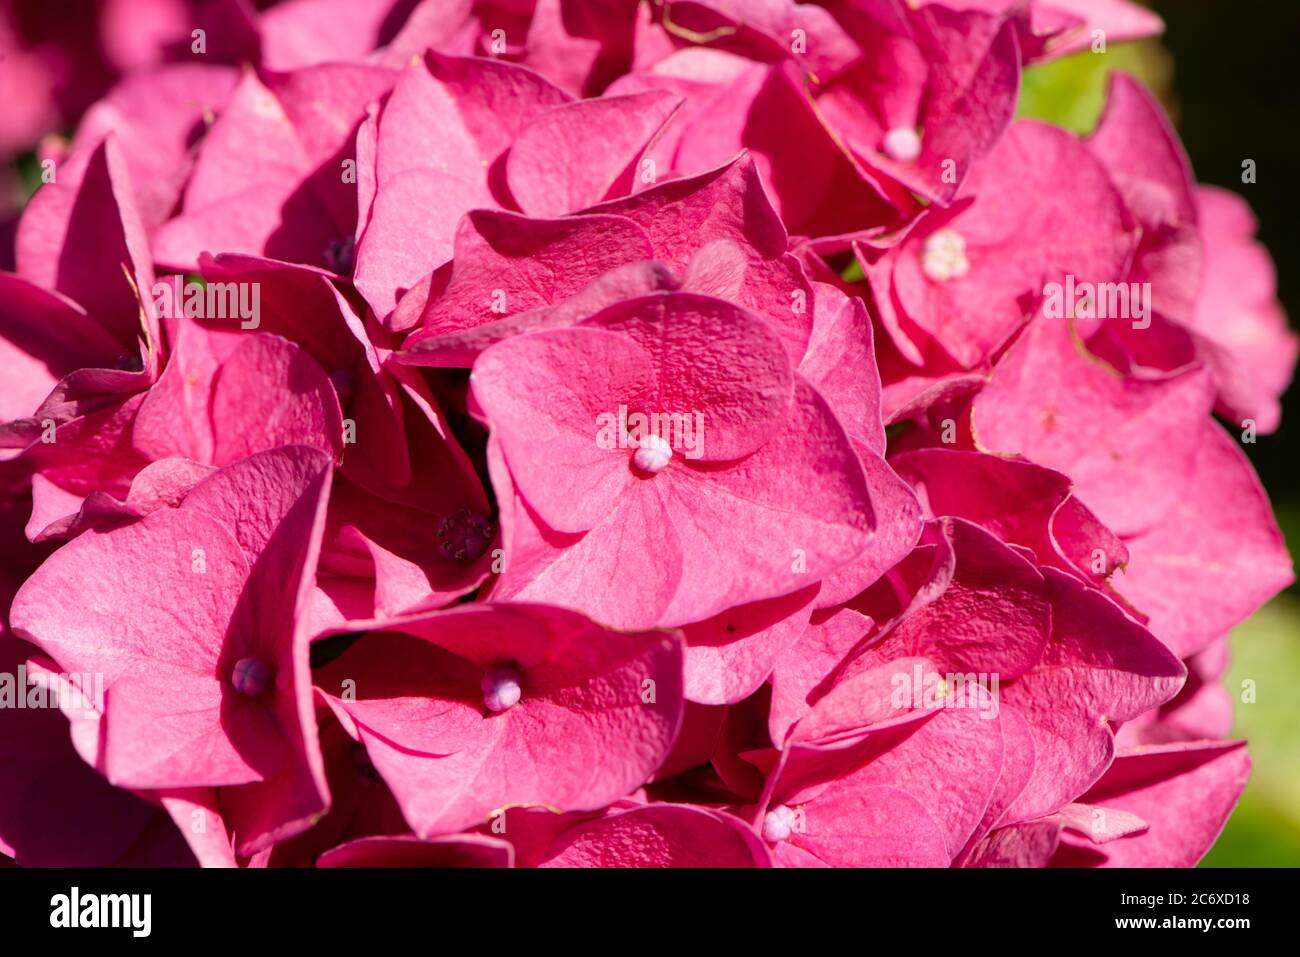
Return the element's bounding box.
[0,0,1293,868]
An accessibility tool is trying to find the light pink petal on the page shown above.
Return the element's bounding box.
[1185,186,1297,433]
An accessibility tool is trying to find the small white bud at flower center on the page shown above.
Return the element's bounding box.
[633,434,673,474]
[482,665,522,712]
[762,804,798,843]
[882,126,922,163]
[921,228,970,282]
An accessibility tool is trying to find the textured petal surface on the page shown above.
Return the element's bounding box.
[316,604,684,835]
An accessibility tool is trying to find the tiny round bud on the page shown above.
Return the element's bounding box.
[762,804,798,843]
[921,228,971,282]
[231,657,274,697]
[882,126,922,163]
[633,434,672,474]
[482,664,523,713]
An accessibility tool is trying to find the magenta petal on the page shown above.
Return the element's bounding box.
[401,260,680,368]
[1087,73,1200,329]
[587,155,815,362]
[895,122,1134,369]
[1185,186,1297,434]
[353,53,569,318]
[71,63,238,228]
[318,834,513,868]
[0,638,184,866]
[1029,0,1163,60]
[16,136,157,356]
[825,4,1019,207]
[11,446,332,814]
[539,804,771,868]
[315,604,684,835]
[769,606,873,745]
[257,0,444,70]
[487,366,875,630]
[29,457,214,543]
[682,586,818,705]
[806,694,1003,863]
[799,282,885,453]
[1056,740,1250,867]
[964,819,1061,868]
[209,334,344,465]
[973,316,1214,537]
[134,320,344,467]
[473,326,652,533]
[151,72,318,271]
[0,274,123,427]
[893,448,1128,586]
[852,518,1052,683]
[1115,421,1294,658]
[507,90,681,217]
[1000,569,1185,823]
[412,209,655,343]
[578,292,796,461]
[765,682,1003,867]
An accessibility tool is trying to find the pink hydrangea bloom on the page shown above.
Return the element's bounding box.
[0,0,1291,870]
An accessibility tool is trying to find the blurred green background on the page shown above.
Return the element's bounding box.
[1018,0,1300,867]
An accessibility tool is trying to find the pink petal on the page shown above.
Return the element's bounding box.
[506,90,681,217]
[316,604,685,835]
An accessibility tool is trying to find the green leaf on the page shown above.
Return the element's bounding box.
[1015,41,1169,136]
